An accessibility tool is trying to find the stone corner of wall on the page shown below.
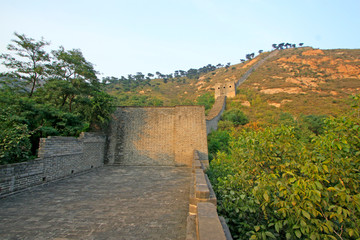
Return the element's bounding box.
[78,132,107,143]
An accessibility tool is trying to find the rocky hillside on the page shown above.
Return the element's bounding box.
[106,47,360,122]
[233,47,360,124]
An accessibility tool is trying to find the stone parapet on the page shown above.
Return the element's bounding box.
[0,132,106,198]
[188,150,232,240]
[206,96,226,135]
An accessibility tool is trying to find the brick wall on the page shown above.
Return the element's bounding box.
[0,132,106,197]
[174,106,208,166]
[107,106,208,167]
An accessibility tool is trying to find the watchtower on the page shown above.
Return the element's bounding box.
[214,81,236,99]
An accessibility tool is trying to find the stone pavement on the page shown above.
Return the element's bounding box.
[0,166,191,240]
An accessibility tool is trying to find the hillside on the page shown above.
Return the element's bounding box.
[104,51,272,106]
[106,47,360,123]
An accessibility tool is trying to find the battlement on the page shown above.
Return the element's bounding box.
[215,81,236,99]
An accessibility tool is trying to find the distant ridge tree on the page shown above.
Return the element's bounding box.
[225,62,231,70]
[258,50,263,54]
[155,71,162,79]
[299,43,304,47]
[272,42,299,50]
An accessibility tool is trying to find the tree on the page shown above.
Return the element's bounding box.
[278,43,285,49]
[155,71,162,78]
[47,46,99,112]
[0,32,50,97]
[272,43,278,49]
[258,50,263,54]
[299,43,304,47]
[246,54,254,61]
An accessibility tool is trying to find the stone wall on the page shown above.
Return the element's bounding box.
[107,106,208,167]
[206,96,227,135]
[0,132,106,197]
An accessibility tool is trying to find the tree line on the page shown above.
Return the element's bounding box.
[103,62,233,88]
[272,42,304,50]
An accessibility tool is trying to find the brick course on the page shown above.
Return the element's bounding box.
[107,106,208,167]
[0,133,106,197]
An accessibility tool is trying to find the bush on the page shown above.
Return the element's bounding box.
[222,109,249,126]
[208,115,360,239]
[196,92,215,112]
[0,108,31,164]
[217,120,234,131]
[207,130,230,161]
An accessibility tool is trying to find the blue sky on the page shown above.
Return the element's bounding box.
[1,0,359,78]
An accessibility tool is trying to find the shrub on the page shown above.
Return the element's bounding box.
[217,120,234,131]
[222,109,249,126]
[208,115,360,239]
[0,108,31,164]
[207,130,230,161]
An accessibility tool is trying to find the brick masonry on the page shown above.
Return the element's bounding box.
[107,106,208,167]
[0,132,106,197]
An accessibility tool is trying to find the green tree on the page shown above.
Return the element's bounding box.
[47,46,99,112]
[0,32,50,97]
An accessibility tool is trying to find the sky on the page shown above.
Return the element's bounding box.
[1,0,359,78]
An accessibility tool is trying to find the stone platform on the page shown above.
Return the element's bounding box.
[0,166,191,240]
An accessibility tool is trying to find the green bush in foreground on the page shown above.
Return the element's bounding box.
[208,115,360,239]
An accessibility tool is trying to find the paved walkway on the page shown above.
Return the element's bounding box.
[0,166,191,240]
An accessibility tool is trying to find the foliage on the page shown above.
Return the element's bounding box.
[217,120,235,131]
[208,111,360,239]
[0,107,31,164]
[196,92,215,113]
[115,94,163,106]
[222,109,249,126]
[0,33,115,164]
[300,114,327,135]
[83,91,116,130]
[207,130,231,161]
[0,32,50,97]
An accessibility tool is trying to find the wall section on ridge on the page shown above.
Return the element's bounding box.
[107,106,208,167]
[206,96,227,135]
